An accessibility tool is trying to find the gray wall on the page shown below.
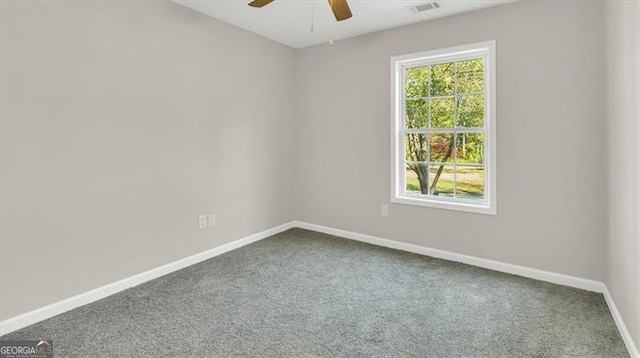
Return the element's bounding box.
[293,0,607,281]
[605,0,639,348]
[0,1,295,320]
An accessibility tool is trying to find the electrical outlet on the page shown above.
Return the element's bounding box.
[198,215,207,229]
[207,214,216,227]
[381,205,389,217]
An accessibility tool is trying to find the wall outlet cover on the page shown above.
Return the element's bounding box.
[198,215,207,229]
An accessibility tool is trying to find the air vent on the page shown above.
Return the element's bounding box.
[410,2,440,13]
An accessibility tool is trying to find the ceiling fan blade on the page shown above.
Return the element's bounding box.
[328,0,352,21]
[248,0,274,8]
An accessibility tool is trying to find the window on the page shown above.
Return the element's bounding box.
[390,41,496,215]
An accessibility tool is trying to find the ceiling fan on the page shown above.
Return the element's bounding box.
[248,0,353,22]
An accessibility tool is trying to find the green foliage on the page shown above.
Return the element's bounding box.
[430,63,454,96]
[405,99,427,128]
[405,67,428,98]
[457,59,484,94]
[430,97,454,128]
[456,133,484,164]
[457,95,484,127]
[405,167,484,198]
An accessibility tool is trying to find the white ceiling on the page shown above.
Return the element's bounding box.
[172,0,515,48]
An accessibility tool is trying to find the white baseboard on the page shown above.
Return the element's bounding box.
[293,221,605,292]
[603,287,640,358]
[293,221,640,358]
[0,221,295,336]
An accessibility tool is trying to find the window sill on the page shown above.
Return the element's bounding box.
[391,195,496,215]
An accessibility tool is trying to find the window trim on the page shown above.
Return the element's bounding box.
[390,41,497,215]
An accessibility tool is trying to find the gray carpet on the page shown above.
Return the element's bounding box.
[1,228,628,357]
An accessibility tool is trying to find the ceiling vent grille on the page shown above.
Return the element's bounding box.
[410,2,440,13]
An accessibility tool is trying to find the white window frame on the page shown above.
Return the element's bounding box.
[390,41,497,215]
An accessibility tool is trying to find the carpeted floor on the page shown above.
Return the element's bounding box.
[1,228,629,357]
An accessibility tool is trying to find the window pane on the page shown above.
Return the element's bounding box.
[430,133,454,163]
[405,99,427,129]
[405,67,429,98]
[430,63,455,96]
[455,133,484,164]
[429,165,454,196]
[405,134,428,162]
[457,59,484,94]
[405,165,429,194]
[457,94,484,127]
[456,166,485,200]
[430,97,454,128]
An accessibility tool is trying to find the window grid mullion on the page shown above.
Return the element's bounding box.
[453,61,458,198]
[407,161,483,168]
[407,91,483,101]
[402,69,408,194]
[427,65,431,181]
[428,65,432,195]
[405,128,483,134]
